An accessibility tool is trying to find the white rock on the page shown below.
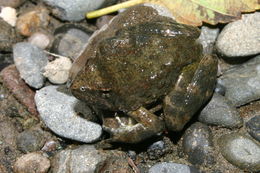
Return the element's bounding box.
[43,56,72,84]
[28,32,51,49]
[0,7,17,26]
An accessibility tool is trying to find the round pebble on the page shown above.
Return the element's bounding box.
[149,162,200,173]
[216,12,260,57]
[13,152,50,173]
[34,85,102,143]
[199,93,243,128]
[13,42,48,89]
[246,115,260,142]
[43,56,72,84]
[28,32,51,49]
[218,133,260,172]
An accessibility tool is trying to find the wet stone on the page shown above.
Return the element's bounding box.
[34,85,102,143]
[147,140,167,160]
[246,115,260,142]
[218,133,260,172]
[199,93,243,128]
[13,42,48,89]
[216,12,260,57]
[218,55,260,106]
[149,162,200,173]
[182,122,215,166]
[198,26,219,54]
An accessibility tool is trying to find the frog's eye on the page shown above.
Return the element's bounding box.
[80,86,87,92]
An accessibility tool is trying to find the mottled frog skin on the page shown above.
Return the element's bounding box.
[69,5,218,143]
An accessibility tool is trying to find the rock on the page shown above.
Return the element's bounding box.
[41,140,59,152]
[218,133,260,172]
[246,115,260,142]
[34,85,102,143]
[16,128,46,153]
[214,83,226,96]
[147,140,167,160]
[0,18,16,52]
[43,56,72,84]
[0,0,26,8]
[218,55,260,106]
[0,7,17,26]
[198,26,219,54]
[51,25,92,60]
[0,65,38,115]
[182,122,215,166]
[13,42,48,89]
[43,0,117,21]
[13,152,50,173]
[216,12,260,57]
[149,162,200,173]
[16,7,50,37]
[28,32,52,50]
[199,93,243,128]
[0,53,13,72]
[96,15,114,29]
[0,163,8,173]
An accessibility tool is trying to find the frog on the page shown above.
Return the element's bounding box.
[68,5,218,144]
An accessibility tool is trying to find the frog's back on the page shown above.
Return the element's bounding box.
[94,21,203,111]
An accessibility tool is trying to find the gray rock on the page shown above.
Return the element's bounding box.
[216,12,260,57]
[0,18,16,52]
[34,85,102,143]
[199,93,243,128]
[246,115,260,142]
[218,133,260,172]
[198,26,219,54]
[147,140,166,160]
[51,145,105,173]
[182,122,215,166]
[13,42,48,89]
[218,55,260,106]
[16,128,46,153]
[149,162,200,173]
[43,0,117,21]
[52,26,91,60]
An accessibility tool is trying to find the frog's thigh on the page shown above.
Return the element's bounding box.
[163,54,217,131]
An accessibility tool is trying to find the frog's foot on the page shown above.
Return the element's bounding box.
[102,107,165,143]
[163,54,218,131]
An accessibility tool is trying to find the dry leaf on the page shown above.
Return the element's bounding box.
[86,0,260,26]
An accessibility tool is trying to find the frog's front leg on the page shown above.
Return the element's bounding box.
[103,107,165,143]
[163,54,218,131]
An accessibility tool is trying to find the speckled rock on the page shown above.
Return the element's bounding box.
[0,0,26,8]
[182,122,215,166]
[0,7,17,26]
[246,115,260,142]
[16,128,46,153]
[34,85,102,143]
[218,55,260,106]
[43,57,72,84]
[13,42,48,89]
[16,7,50,37]
[199,93,243,128]
[147,140,167,160]
[149,162,200,173]
[13,152,50,173]
[218,133,260,172]
[0,18,16,52]
[216,12,260,57]
[198,26,219,54]
[43,0,117,21]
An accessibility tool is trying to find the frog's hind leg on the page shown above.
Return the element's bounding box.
[103,107,165,143]
[163,54,217,131]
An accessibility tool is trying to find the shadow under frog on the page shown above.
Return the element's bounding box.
[68,5,218,144]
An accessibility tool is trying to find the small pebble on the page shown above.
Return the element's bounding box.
[218,133,260,172]
[218,55,260,106]
[43,0,117,21]
[13,42,48,89]
[147,140,166,160]
[0,0,26,8]
[198,26,219,54]
[34,85,102,143]
[0,18,16,52]
[41,140,58,152]
[28,32,51,49]
[13,152,50,173]
[0,6,17,26]
[216,12,260,57]
[182,122,215,166]
[246,115,260,142]
[199,93,243,128]
[43,56,72,84]
[149,162,200,173]
[16,7,50,37]
[16,128,46,153]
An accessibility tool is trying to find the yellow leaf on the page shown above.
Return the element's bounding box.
[86,0,260,26]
